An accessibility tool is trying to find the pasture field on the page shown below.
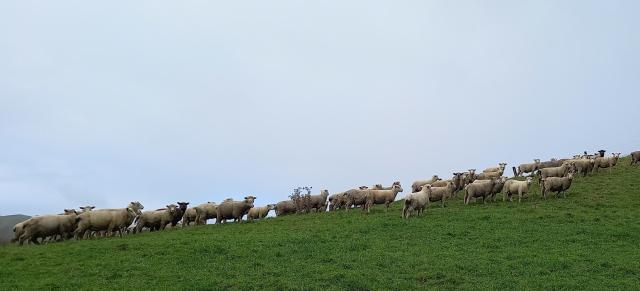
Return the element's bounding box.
[1,158,639,290]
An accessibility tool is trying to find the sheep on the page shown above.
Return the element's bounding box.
[402,185,430,219]
[517,159,540,177]
[539,162,576,180]
[426,182,455,207]
[134,204,179,233]
[19,210,79,245]
[74,201,144,239]
[569,158,595,177]
[465,169,477,184]
[170,202,189,227]
[344,186,371,211]
[489,176,508,201]
[464,179,495,205]
[632,151,640,165]
[11,221,28,244]
[593,153,621,173]
[371,181,401,190]
[476,170,503,181]
[194,202,218,225]
[411,175,440,193]
[306,190,329,212]
[329,192,348,211]
[247,204,276,221]
[274,200,297,216]
[537,159,566,170]
[364,184,403,213]
[540,173,574,199]
[216,196,256,223]
[503,177,533,202]
[483,163,507,173]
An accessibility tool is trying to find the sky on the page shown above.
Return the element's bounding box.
[1,1,639,216]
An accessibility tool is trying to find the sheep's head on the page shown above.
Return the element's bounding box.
[393,184,403,193]
[79,206,95,212]
[166,204,178,214]
[525,177,533,185]
[129,201,144,214]
[266,204,276,210]
[534,159,541,164]
[63,209,78,215]
[373,184,383,190]
[177,202,189,210]
[432,175,440,181]
[359,186,368,190]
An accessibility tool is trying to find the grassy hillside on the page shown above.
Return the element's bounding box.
[1,157,639,290]
[0,215,30,245]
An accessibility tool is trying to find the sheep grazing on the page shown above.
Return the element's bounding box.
[134,204,179,233]
[216,196,256,223]
[411,175,440,193]
[274,200,297,216]
[464,179,495,205]
[483,163,507,173]
[540,173,574,199]
[593,153,621,173]
[74,201,144,239]
[18,210,79,245]
[427,182,455,207]
[247,204,276,221]
[517,159,540,177]
[402,185,430,219]
[364,184,403,213]
[539,162,576,180]
[306,190,329,212]
[503,177,533,202]
[631,151,640,165]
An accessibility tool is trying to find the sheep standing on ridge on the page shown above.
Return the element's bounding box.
[402,185,430,219]
[540,173,574,199]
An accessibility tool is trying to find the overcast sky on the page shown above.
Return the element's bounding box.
[1,1,638,216]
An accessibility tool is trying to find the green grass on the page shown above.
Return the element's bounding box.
[1,158,639,290]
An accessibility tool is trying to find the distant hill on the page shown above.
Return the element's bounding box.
[0,215,30,245]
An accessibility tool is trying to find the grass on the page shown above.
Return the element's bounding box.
[1,158,639,290]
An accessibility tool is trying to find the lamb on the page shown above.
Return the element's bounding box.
[540,173,574,199]
[503,177,533,202]
[483,163,507,173]
[464,179,495,205]
[216,196,256,223]
[411,175,440,193]
[19,210,79,245]
[74,202,144,239]
[539,162,576,180]
[632,151,640,165]
[274,200,297,216]
[194,202,218,225]
[517,159,540,176]
[364,184,403,212]
[402,185,430,219]
[134,204,178,233]
[247,204,276,221]
[593,153,621,173]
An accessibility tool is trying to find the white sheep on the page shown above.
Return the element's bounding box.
[502,177,533,202]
